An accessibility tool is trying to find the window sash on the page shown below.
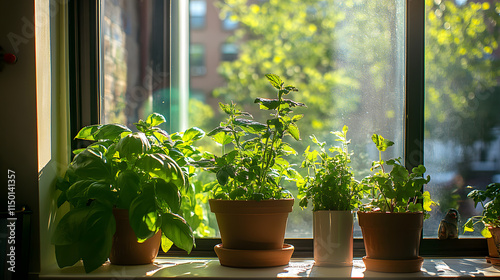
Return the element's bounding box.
[68,0,489,256]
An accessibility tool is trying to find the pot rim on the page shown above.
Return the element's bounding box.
[209,198,294,214]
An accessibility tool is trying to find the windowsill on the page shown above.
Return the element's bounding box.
[40,257,500,279]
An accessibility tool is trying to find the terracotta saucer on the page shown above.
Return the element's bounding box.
[214,243,294,268]
[363,256,424,273]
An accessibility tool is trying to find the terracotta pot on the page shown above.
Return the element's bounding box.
[209,199,294,250]
[487,237,499,258]
[313,211,353,266]
[489,227,500,257]
[358,212,423,260]
[109,208,161,265]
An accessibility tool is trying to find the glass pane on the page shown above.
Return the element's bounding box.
[99,0,405,239]
[100,0,173,130]
[190,0,405,238]
[190,0,207,29]
[424,0,500,238]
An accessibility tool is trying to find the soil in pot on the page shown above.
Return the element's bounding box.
[109,208,161,265]
[358,212,424,272]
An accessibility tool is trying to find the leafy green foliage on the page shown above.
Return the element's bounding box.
[425,0,500,145]
[200,75,305,200]
[463,183,500,238]
[298,125,363,211]
[53,113,204,272]
[360,134,436,217]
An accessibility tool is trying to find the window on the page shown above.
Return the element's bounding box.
[221,12,238,30]
[77,0,499,253]
[220,43,238,62]
[423,0,500,237]
[190,0,207,30]
[190,44,206,76]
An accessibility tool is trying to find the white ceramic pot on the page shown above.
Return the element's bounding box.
[313,210,353,266]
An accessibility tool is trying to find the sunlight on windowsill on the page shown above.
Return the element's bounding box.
[40,257,500,279]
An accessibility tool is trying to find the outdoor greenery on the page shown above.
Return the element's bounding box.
[425,0,500,145]
[52,114,204,272]
[199,74,305,200]
[464,183,500,238]
[298,125,362,211]
[360,134,436,217]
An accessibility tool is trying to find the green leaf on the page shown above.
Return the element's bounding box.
[233,118,267,134]
[116,133,151,159]
[161,234,174,253]
[55,243,80,268]
[116,171,140,209]
[56,177,71,192]
[71,149,111,181]
[57,191,67,207]
[255,98,305,110]
[66,180,117,207]
[155,178,181,213]
[161,213,194,253]
[207,126,233,136]
[463,218,475,232]
[146,113,167,127]
[219,102,233,114]
[78,202,115,273]
[482,226,493,238]
[182,127,205,142]
[65,180,94,206]
[216,168,230,186]
[74,125,101,140]
[265,74,283,89]
[371,134,394,152]
[93,124,132,141]
[229,187,247,199]
[288,123,300,140]
[210,131,233,145]
[291,114,304,122]
[51,206,90,245]
[129,187,160,241]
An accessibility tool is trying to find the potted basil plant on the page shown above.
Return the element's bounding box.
[52,113,202,273]
[298,125,361,266]
[198,74,306,267]
[358,134,436,273]
[464,183,500,258]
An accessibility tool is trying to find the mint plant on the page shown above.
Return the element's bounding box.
[298,125,362,211]
[360,134,436,216]
[52,113,203,272]
[464,183,500,238]
[200,74,306,200]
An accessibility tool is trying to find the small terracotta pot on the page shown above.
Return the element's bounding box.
[489,227,500,257]
[313,211,353,266]
[209,199,293,250]
[109,208,161,265]
[358,212,423,260]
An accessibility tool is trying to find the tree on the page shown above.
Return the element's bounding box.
[425,0,500,145]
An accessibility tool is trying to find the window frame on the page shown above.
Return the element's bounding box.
[68,0,489,257]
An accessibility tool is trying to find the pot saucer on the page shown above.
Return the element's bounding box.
[362,256,424,273]
[214,243,294,268]
[486,256,500,265]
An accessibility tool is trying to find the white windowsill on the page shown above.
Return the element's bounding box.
[39,257,500,279]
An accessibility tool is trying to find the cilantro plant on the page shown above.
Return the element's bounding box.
[201,74,306,201]
[298,125,362,211]
[464,183,500,238]
[52,113,203,273]
[360,134,436,217]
